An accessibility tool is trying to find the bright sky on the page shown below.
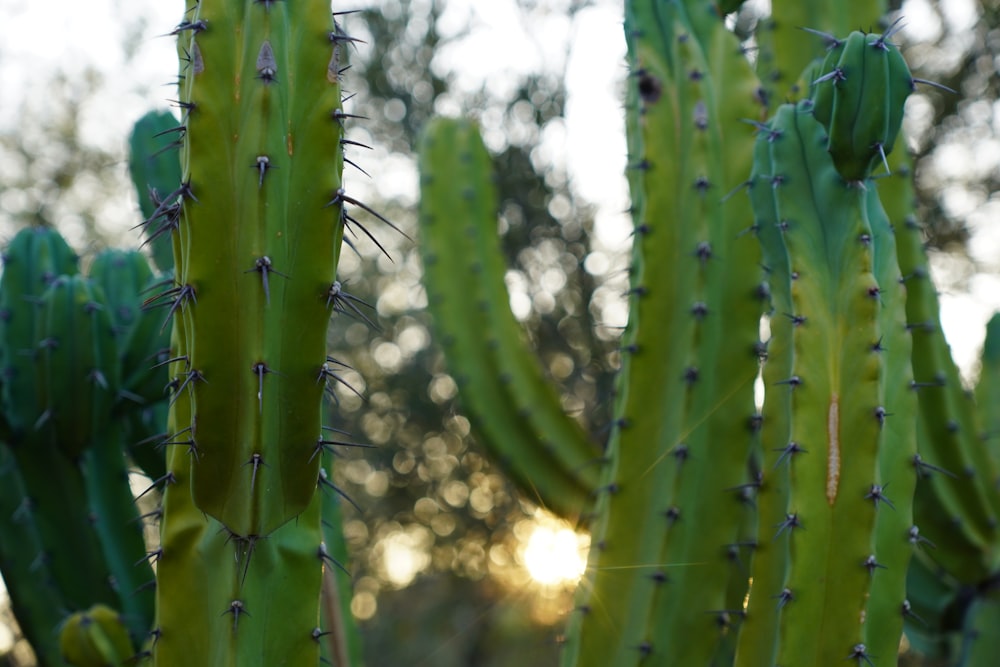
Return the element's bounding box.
[0,0,996,354]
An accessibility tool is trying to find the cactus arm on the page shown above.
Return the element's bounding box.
[756,0,887,106]
[174,0,346,538]
[81,417,155,642]
[0,226,79,440]
[565,2,764,663]
[417,116,595,518]
[733,102,795,667]
[88,249,170,409]
[885,155,1000,581]
[564,3,694,662]
[748,102,884,666]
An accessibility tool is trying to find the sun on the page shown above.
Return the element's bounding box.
[519,512,589,587]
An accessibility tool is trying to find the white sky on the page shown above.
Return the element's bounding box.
[0,0,996,376]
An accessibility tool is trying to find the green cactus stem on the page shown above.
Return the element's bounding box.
[754,0,887,106]
[0,444,67,667]
[564,2,764,664]
[418,116,600,519]
[807,23,914,181]
[166,0,363,542]
[741,100,900,666]
[882,152,1000,583]
[975,313,1000,468]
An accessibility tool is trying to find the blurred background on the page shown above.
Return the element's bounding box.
[0,0,998,664]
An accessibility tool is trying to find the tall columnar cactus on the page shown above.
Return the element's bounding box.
[151,1,366,663]
[562,2,764,664]
[418,116,601,518]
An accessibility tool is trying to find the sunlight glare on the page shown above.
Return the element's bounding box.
[520,516,588,587]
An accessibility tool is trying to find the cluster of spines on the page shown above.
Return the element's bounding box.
[417,116,600,520]
[564,2,764,665]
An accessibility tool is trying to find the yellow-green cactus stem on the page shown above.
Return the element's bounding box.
[564,2,764,664]
[418,116,600,519]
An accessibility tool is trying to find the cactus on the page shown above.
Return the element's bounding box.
[561,2,764,664]
[418,116,600,518]
[150,1,376,663]
[58,604,135,667]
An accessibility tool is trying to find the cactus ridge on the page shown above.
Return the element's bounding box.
[418,116,600,519]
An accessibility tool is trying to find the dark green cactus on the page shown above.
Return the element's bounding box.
[418,116,600,519]
[128,110,184,273]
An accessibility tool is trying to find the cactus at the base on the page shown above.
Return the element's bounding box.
[0,444,67,667]
[563,2,764,664]
[418,116,600,518]
[59,604,135,667]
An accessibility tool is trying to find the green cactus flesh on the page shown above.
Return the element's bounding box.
[860,185,918,661]
[88,249,170,408]
[154,354,324,665]
[418,116,599,519]
[0,444,67,667]
[741,101,903,666]
[0,226,79,439]
[171,0,350,539]
[35,274,120,460]
[129,111,185,273]
[564,2,764,664]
